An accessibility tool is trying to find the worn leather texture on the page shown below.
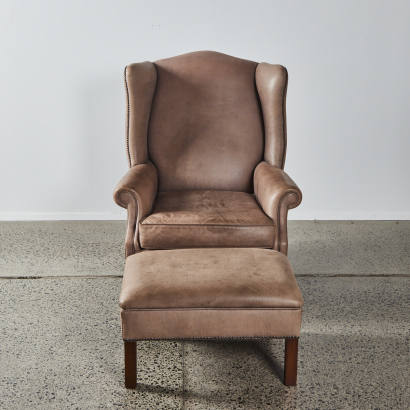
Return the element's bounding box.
[254,161,302,255]
[255,63,288,168]
[113,162,158,255]
[124,62,157,167]
[148,51,264,193]
[119,248,303,339]
[140,190,274,249]
[115,51,302,257]
[120,248,303,309]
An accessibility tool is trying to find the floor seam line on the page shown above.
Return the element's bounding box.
[295,274,410,277]
[1,274,409,280]
[0,275,123,279]
[182,340,186,409]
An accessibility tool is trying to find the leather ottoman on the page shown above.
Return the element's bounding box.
[119,248,304,388]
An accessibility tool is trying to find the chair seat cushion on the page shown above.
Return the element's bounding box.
[139,190,274,249]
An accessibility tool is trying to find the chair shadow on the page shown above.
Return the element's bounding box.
[133,382,182,396]
[186,338,286,384]
[247,339,285,382]
[123,339,296,409]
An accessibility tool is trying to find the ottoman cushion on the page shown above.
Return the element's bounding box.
[119,248,303,340]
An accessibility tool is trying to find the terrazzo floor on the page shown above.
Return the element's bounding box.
[0,221,409,409]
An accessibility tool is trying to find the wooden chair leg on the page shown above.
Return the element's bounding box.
[124,341,137,389]
[284,338,298,386]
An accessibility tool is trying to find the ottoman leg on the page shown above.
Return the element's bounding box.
[284,338,298,386]
[124,341,137,389]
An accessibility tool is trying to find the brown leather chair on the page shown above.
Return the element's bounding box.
[114,51,302,257]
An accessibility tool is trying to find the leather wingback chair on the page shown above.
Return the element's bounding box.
[114,51,302,258]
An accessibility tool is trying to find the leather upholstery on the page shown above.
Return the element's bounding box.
[124,62,157,167]
[254,162,302,255]
[148,51,264,193]
[121,309,303,340]
[115,51,302,256]
[113,162,158,256]
[139,190,274,249]
[255,63,288,168]
[120,248,303,339]
[120,248,302,309]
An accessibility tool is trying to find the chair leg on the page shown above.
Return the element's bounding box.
[284,338,298,386]
[124,341,137,389]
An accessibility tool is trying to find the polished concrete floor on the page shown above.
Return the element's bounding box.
[0,221,409,409]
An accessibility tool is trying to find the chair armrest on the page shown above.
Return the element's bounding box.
[254,161,302,255]
[113,161,158,257]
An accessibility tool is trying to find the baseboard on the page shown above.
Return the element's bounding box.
[0,212,409,221]
[0,213,127,221]
[288,211,410,220]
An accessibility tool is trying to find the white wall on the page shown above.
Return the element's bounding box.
[1,0,409,220]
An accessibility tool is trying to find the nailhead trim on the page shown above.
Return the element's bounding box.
[124,66,131,167]
[281,68,288,169]
[124,336,299,341]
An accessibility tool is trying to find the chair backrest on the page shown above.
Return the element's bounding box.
[124,51,288,193]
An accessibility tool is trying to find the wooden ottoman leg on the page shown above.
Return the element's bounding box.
[284,338,298,386]
[124,341,137,389]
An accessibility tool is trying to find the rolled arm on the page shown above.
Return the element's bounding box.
[113,161,158,257]
[254,161,302,255]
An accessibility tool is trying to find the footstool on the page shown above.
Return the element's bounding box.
[119,248,303,388]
